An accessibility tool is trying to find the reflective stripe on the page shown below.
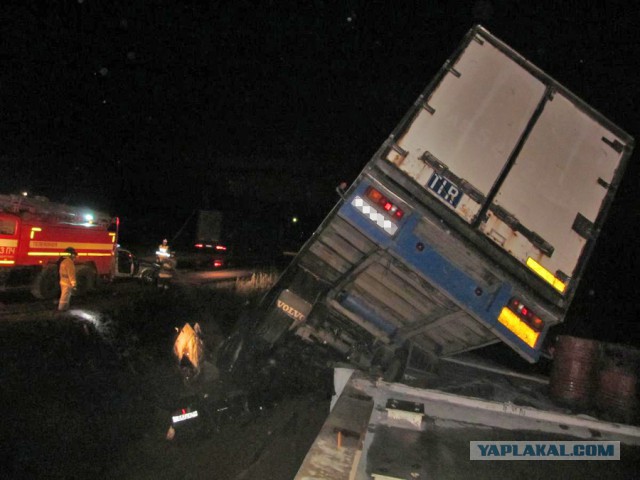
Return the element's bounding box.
[30,227,42,239]
[29,241,114,250]
[526,257,566,293]
[352,196,399,235]
[0,239,18,247]
[27,251,112,256]
[498,307,540,348]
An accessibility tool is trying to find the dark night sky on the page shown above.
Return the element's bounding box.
[1,1,639,343]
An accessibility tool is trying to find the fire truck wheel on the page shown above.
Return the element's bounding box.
[75,266,96,296]
[31,266,60,300]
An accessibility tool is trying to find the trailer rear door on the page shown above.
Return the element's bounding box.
[387,27,633,298]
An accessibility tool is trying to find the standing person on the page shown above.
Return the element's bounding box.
[58,247,78,311]
[157,250,176,290]
[156,238,170,263]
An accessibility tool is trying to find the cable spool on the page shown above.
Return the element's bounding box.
[549,336,600,410]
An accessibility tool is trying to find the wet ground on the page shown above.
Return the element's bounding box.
[0,280,331,480]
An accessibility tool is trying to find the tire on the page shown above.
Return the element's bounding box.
[139,268,157,286]
[255,312,292,345]
[75,265,96,296]
[31,266,60,300]
[369,346,393,376]
[216,331,245,375]
[382,350,408,383]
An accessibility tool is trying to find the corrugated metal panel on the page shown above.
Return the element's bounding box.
[343,255,498,356]
[299,216,376,280]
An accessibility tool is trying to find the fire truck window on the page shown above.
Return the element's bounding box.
[0,219,16,235]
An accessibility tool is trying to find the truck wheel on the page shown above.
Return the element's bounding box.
[382,350,408,383]
[75,266,96,296]
[370,346,392,373]
[255,311,293,345]
[217,330,245,375]
[31,266,60,300]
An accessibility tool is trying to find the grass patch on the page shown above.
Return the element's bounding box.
[234,268,280,297]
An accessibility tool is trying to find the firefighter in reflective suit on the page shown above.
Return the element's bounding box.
[157,238,170,263]
[58,247,78,311]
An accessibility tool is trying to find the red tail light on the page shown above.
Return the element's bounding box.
[215,245,227,251]
[507,297,544,332]
[214,260,224,268]
[195,243,203,248]
[365,187,405,220]
[367,188,384,203]
[531,317,544,330]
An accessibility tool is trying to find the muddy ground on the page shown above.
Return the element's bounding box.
[0,281,332,480]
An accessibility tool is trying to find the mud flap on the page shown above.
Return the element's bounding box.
[256,289,313,345]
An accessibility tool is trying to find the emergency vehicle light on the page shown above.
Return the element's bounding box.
[365,187,404,219]
[195,244,203,248]
[215,245,227,251]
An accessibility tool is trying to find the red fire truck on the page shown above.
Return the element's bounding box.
[0,193,119,299]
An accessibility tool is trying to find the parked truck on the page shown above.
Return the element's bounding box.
[0,193,149,298]
[223,25,634,382]
[168,209,229,269]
